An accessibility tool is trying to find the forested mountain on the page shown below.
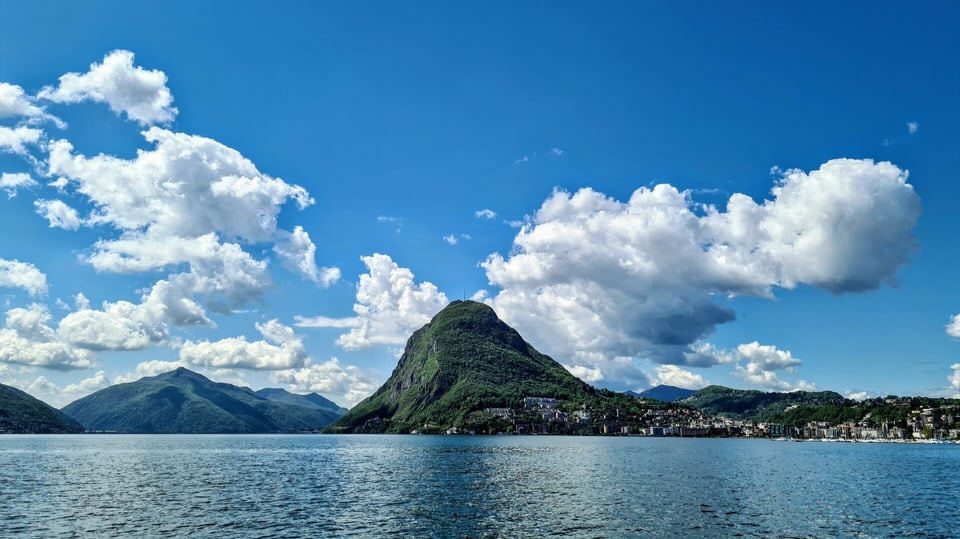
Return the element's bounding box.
[1,382,83,433]
[62,368,343,433]
[331,301,596,433]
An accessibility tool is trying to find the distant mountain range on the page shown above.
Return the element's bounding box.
[630,385,696,402]
[1,382,83,433]
[61,368,346,433]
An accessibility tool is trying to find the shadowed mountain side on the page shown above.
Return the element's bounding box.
[632,385,696,402]
[255,388,349,416]
[61,368,342,433]
[1,383,84,433]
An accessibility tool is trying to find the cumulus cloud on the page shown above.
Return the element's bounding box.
[907,121,918,135]
[57,297,169,351]
[180,320,308,370]
[475,209,497,220]
[0,304,94,370]
[46,126,321,314]
[301,254,448,350]
[270,357,380,407]
[274,226,338,286]
[482,159,919,388]
[38,50,177,126]
[34,199,82,230]
[655,365,708,389]
[949,364,960,396]
[0,82,64,127]
[0,259,48,296]
[1,172,36,197]
[728,342,813,392]
[0,125,43,155]
[946,313,960,339]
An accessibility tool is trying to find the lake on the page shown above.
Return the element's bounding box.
[2,435,958,538]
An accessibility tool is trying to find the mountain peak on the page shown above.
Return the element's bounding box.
[331,299,594,433]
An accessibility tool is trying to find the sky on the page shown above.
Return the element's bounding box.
[0,2,958,408]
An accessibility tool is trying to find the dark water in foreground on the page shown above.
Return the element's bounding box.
[2,435,958,538]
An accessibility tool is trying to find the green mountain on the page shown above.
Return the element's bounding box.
[254,387,348,415]
[634,385,696,402]
[331,300,596,433]
[0,382,83,433]
[61,368,342,433]
[682,385,848,420]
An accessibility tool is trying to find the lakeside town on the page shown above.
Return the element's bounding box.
[443,396,960,442]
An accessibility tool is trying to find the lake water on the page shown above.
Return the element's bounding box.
[2,435,958,538]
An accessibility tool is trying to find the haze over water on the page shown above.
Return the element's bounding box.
[3,435,958,538]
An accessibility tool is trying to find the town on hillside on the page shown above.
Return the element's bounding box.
[436,395,960,442]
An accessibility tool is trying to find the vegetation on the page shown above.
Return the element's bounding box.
[330,300,598,433]
[61,368,343,433]
[0,383,83,433]
[634,385,695,402]
[682,385,847,421]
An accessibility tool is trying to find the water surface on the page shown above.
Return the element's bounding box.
[2,435,957,537]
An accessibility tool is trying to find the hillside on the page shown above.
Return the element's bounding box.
[635,385,696,402]
[0,383,83,433]
[331,300,596,433]
[255,388,349,415]
[62,368,343,433]
[682,385,848,420]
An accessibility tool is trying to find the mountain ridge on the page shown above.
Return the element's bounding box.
[62,367,344,433]
[1,382,83,433]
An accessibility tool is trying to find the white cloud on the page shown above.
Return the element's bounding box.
[179,320,308,370]
[550,147,564,156]
[482,159,919,387]
[515,155,529,164]
[295,315,362,329]
[0,259,48,296]
[0,82,64,127]
[946,313,960,339]
[845,391,873,401]
[475,209,497,220]
[48,128,312,240]
[655,365,707,389]
[1,172,36,197]
[34,199,82,230]
[270,357,380,407]
[309,254,449,350]
[443,234,471,246]
[0,304,94,370]
[57,297,169,351]
[46,126,318,314]
[0,125,43,155]
[729,342,813,391]
[907,121,919,135]
[274,226,339,286]
[56,277,213,353]
[38,50,177,126]
[949,364,960,396]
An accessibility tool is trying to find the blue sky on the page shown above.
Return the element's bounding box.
[1,2,958,407]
